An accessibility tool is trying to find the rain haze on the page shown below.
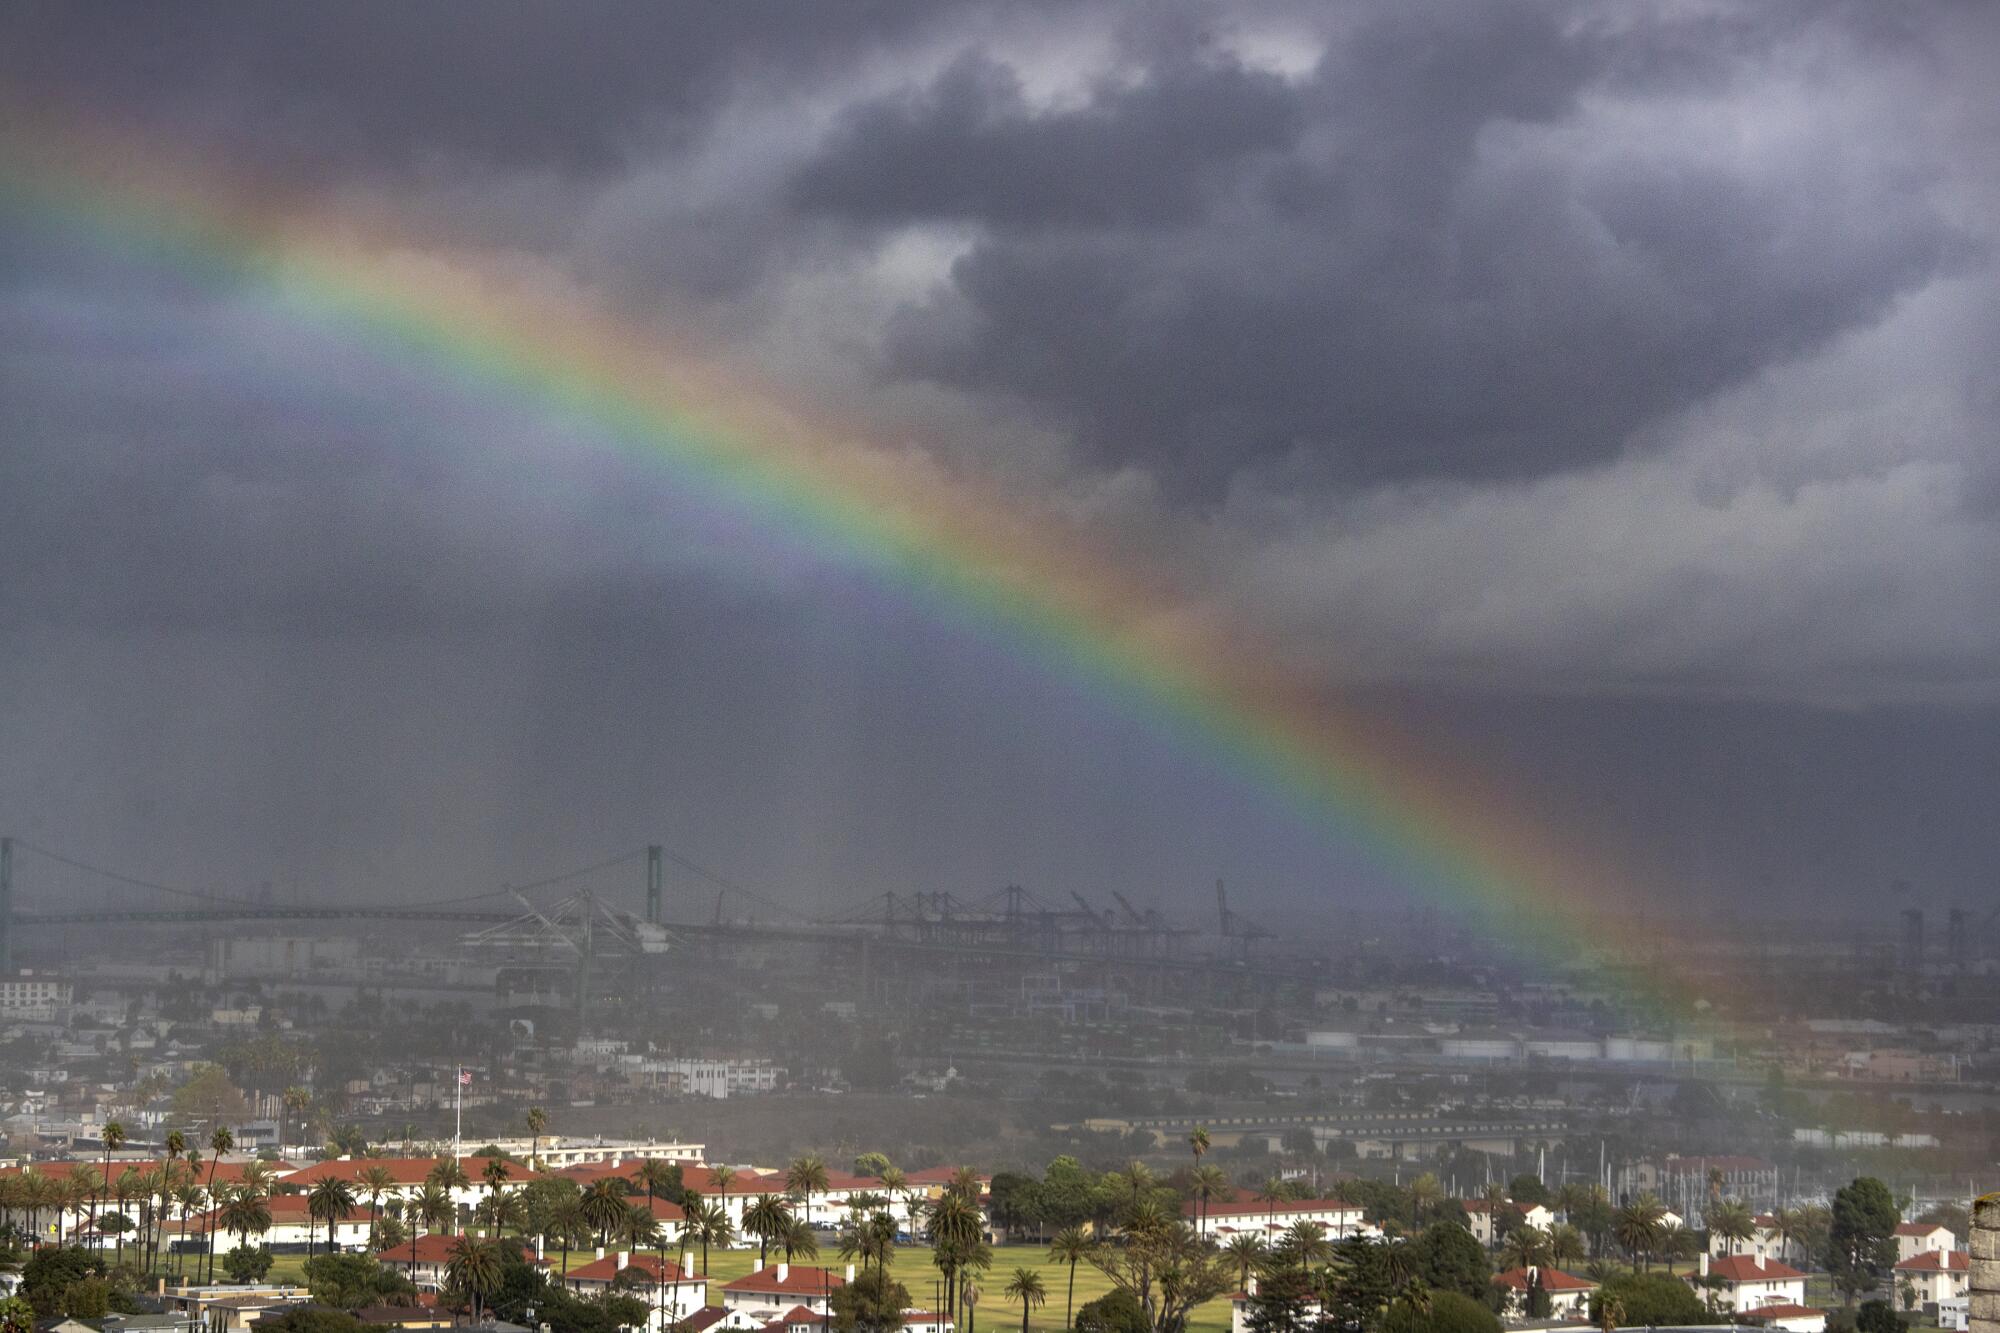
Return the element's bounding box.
[3,1,1997,926]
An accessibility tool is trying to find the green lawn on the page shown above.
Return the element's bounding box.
[685,1245,1233,1333]
[256,1242,1233,1333]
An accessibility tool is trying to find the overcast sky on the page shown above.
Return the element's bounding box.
[2,2,1995,924]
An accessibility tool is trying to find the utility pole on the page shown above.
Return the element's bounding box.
[646,845,663,925]
[0,836,11,973]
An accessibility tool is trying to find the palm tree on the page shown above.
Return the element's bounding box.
[780,1213,818,1262]
[621,1202,663,1252]
[744,1195,792,1263]
[280,1087,310,1155]
[525,1107,549,1171]
[1222,1234,1263,1291]
[1549,1222,1587,1268]
[446,1235,502,1321]
[1501,1224,1553,1272]
[358,1165,396,1248]
[930,1192,985,1327]
[480,1190,527,1238]
[1190,1165,1229,1242]
[1708,1199,1755,1255]
[111,1165,140,1265]
[407,1184,452,1276]
[1614,1196,1664,1272]
[1004,1267,1046,1333]
[93,1119,126,1234]
[1047,1225,1094,1329]
[786,1155,830,1225]
[426,1159,471,1235]
[1597,1294,1625,1333]
[1187,1127,1211,1231]
[220,1184,272,1263]
[1408,1173,1444,1225]
[134,1164,167,1274]
[480,1158,512,1235]
[878,1165,908,1234]
[1659,1221,1698,1274]
[171,1180,204,1279]
[583,1178,632,1248]
[550,1196,587,1276]
[307,1177,358,1259]
[692,1198,733,1278]
[710,1164,737,1234]
[203,1127,233,1282]
[1395,1280,1431,1322]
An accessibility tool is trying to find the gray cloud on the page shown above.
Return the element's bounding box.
[1,2,1997,915]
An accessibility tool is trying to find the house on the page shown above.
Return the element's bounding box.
[1461,1199,1555,1247]
[1492,1267,1596,1317]
[1229,1278,1320,1333]
[1733,1304,1828,1333]
[1692,1253,1810,1314]
[352,1304,455,1329]
[1895,1249,1970,1305]
[899,1311,955,1333]
[1711,1213,1797,1263]
[173,1192,373,1252]
[281,1155,521,1217]
[1194,1197,1370,1242]
[721,1263,847,1317]
[561,1250,706,1331]
[1895,1222,1956,1262]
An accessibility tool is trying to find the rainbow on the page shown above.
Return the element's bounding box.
[0,125,1691,1011]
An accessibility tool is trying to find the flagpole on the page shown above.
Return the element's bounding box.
[454,1067,463,1161]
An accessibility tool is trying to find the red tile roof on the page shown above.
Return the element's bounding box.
[1702,1256,1807,1282]
[725,1266,846,1296]
[377,1234,459,1265]
[683,1308,731,1333]
[1736,1305,1826,1322]
[1896,1223,1951,1237]
[1895,1250,1968,1273]
[769,1307,821,1326]
[1192,1197,1361,1218]
[565,1253,694,1284]
[285,1156,519,1187]
[1494,1267,1597,1292]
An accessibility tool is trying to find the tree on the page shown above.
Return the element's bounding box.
[1857,1299,1903,1333]
[1005,1268,1047,1333]
[525,1107,548,1171]
[223,1245,274,1282]
[357,1166,395,1248]
[1073,1289,1149,1333]
[583,1179,631,1249]
[93,1120,126,1235]
[1187,1127,1212,1234]
[1222,1234,1264,1291]
[1413,1221,1490,1300]
[175,1066,253,1124]
[255,1306,366,1333]
[1500,1225,1552,1272]
[1381,1291,1502,1333]
[221,1182,273,1257]
[308,1177,358,1259]
[1828,1178,1900,1307]
[1048,1225,1095,1330]
[1708,1200,1755,1252]
[787,1154,832,1219]
[1613,1196,1665,1271]
[0,1294,35,1333]
[1590,1272,1706,1328]
[745,1194,793,1263]
[1088,1220,1234,1333]
[446,1235,502,1321]
[830,1266,912,1333]
[1243,1263,1317,1333]
[204,1126,234,1283]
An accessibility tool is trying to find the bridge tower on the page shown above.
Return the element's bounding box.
[646,845,663,924]
[0,835,11,973]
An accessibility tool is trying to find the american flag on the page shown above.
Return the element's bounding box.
[458,1069,473,1086]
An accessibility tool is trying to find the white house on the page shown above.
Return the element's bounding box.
[1462,1199,1555,1247]
[1229,1277,1320,1333]
[1896,1222,1957,1263]
[1712,1214,1789,1261]
[721,1263,848,1318]
[1896,1249,1970,1305]
[1735,1304,1828,1333]
[1492,1266,1596,1317]
[1693,1254,1810,1314]
[1196,1197,1369,1241]
[562,1251,706,1331]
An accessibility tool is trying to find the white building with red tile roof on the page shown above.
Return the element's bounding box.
[1189,1197,1369,1241]
[561,1249,706,1330]
[1895,1248,1970,1305]
[1461,1199,1555,1247]
[1895,1222,1957,1263]
[1734,1302,1828,1332]
[1492,1266,1597,1317]
[721,1262,848,1317]
[171,1191,373,1252]
[1693,1253,1810,1313]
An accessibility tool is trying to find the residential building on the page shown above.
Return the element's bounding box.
[1895,1222,1956,1262]
[720,1263,847,1317]
[1193,1197,1369,1241]
[1693,1253,1811,1314]
[1492,1267,1596,1318]
[562,1251,705,1331]
[1463,1200,1555,1247]
[1895,1250,1970,1305]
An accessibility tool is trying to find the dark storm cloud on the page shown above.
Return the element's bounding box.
[0,1,946,182]
[785,5,1970,491]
